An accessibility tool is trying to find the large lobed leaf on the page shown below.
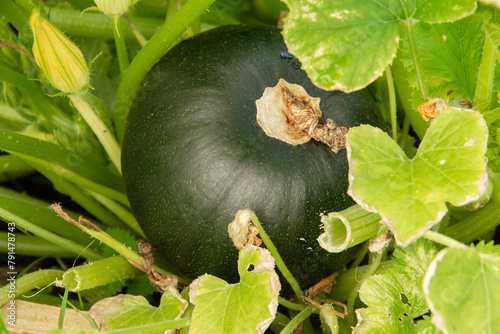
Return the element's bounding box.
[189,246,280,334]
[424,243,500,333]
[281,0,477,92]
[346,108,488,245]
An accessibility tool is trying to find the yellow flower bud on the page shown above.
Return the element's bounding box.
[30,9,89,94]
[94,0,132,17]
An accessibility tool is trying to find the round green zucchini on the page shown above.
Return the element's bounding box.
[122,24,380,290]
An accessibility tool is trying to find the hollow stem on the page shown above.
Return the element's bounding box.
[318,205,381,253]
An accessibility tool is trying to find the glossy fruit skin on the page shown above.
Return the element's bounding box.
[122,24,380,289]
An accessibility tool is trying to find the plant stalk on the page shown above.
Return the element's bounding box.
[114,0,217,139]
[69,94,122,174]
[279,305,315,334]
[249,211,303,300]
[58,256,143,292]
[113,15,130,76]
[0,269,64,307]
[318,205,381,253]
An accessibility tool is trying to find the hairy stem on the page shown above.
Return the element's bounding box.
[0,269,64,306]
[113,15,130,76]
[58,256,142,292]
[69,93,121,174]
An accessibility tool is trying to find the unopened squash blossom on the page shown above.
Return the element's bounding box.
[93,0,133,17]
[30,9,89,94]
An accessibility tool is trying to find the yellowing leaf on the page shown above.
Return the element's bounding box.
[347,109,488,245]
[189,246,280,334]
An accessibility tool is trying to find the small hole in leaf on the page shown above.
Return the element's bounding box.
[400,293,411,306]
[247,264,255,272]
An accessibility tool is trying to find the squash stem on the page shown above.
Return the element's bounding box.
[317,205,381,253]
[249,212,304,301]
[58,256,142,292]
[113,15,130,76]
[0,269,64,306]
[279,305,315,334]
[423,231,467,249]
[345,250,383,328]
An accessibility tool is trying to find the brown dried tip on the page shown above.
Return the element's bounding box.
[131,240,178,292]
[256,79,348,153]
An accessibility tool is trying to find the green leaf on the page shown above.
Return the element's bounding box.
[0,130,123,192]
[189,246,280,334]
[354,239,437,333]
[399,15,485,111]
[347,109,488,245]
[354,271,429,333]
[281,0,477,91]
[88,290,187,330]
[423,246,500,333]
[392,239,438,282]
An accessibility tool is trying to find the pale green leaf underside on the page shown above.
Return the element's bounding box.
[282,0,476,92]
[88,291,186,330]
[424,247,500,333]
[189,247,279,334]
[347,109,488,245]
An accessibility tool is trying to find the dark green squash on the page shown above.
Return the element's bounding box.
[122,24,380,290]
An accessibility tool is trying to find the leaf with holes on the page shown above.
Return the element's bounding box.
[354,271,429,333]
[281,0,477,92]
[189,246,280,334]
[346,108,488,245]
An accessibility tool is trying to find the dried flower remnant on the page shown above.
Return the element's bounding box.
[418,98,447,121]
[256,79,348,153]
